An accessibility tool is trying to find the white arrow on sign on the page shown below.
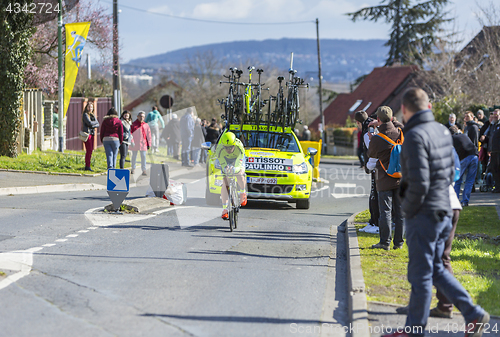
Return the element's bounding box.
[109,170,127,191]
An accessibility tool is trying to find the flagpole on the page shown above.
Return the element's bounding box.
[113,0,121,115]
[58,0,64,152]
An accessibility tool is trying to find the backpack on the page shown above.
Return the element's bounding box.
[375,129,404,178]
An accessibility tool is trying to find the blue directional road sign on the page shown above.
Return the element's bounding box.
[107,169,130,192]
[107,169,130,211]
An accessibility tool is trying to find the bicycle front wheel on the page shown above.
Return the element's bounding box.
[229,209,234,231]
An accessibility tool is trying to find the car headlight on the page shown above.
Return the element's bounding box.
[296,184,307,191]
[292,162,308,174]
[214,159,222,169]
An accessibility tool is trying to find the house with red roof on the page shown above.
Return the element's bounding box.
[309,65,420,130]
[123,80,182,118]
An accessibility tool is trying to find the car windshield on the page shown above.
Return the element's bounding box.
[234,131,300,152]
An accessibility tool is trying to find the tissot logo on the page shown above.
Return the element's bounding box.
[248,157,255,162]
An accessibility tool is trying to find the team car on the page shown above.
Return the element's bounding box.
[204,124,317,209]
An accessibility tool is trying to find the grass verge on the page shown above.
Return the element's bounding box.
[354,207,500,316]
[0,146,180,175]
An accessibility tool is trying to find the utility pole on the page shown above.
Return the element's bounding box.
[57,0,64,152]
[316,18,325,153]
[113,0,121,115]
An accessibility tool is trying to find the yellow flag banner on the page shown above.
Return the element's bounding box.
[64,21,91,116]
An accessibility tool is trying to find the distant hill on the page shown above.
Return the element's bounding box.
[124,38,388,82]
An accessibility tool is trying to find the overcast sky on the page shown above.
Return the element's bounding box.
[96,0,487,62]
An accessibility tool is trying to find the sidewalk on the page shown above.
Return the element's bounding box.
[320,157,360,166]
[344,191,500,337]
[0,159,202,196]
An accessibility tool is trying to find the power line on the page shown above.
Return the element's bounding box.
[100,1,314,25]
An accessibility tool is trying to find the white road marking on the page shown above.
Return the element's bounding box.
[25,247,43,253]
[151,205,196,215]
[313,186,329,193]
[55,239,68,242]
[84,207,157,227]
[78,230,89,233]
[66,234,78,238]
[334,183,356,188]
[331,193,369,199]
[0,249,35,290]
[42,244,56,247]
[87,227,97,229]
[187,178,204,184]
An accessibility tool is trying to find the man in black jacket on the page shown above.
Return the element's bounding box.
[450,126,478,206]
[382,88,489,337]
[479,114,492,175]
[162,114,181,160]
[355,110,379,229]
[489,110,500,192]
[463,111,479,149]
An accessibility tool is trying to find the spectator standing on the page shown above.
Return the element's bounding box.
[479,112,493,175]
[205,119,221,145]
[383,87,489,337]
[130,111,151,176]
[444,113,457,129]
[119,110,132,169]
[366,106,404,250]
[82,102,99,171]
[356,124,364,168]
[192,118,205,166]
[477,109,487,125]
[396,183,463,319]
[489,110,500,192]
[145,106,165,153]
[180,108,195,167]
[52,107,59,151]
[450,126,478,206]
[302,126,311,141]
[200,119,208,164]
[463,111,480,149]
[354,110,379,229]
[100,108,123,169]
[162,113,181,160]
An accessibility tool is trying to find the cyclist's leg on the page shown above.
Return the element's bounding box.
[236,170,247,206]
[221,176,230,218]
[236,172,246,192]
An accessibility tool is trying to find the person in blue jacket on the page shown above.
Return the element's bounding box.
[145,106,165,153]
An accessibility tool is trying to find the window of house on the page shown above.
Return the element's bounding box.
[348,100,363,113]
[362,102,372,111]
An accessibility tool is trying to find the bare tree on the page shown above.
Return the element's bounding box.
[419,1,500,121]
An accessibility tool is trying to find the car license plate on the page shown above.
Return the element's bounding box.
[214,179,223,186]
[247,177,277,184]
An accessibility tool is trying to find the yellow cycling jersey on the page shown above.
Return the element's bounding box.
[215,138,245,171]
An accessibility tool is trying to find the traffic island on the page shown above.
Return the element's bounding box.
[104,197,171,214]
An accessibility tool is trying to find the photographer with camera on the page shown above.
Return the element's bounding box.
[355,110,379,231]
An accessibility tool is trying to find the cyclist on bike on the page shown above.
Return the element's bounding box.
[216,132,247,220]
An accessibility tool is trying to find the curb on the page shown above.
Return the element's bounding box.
[0,183,107,196]
[340,213,370,337]
[105,197,172,213]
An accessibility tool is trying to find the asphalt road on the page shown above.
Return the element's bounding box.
[0,163,371,337]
